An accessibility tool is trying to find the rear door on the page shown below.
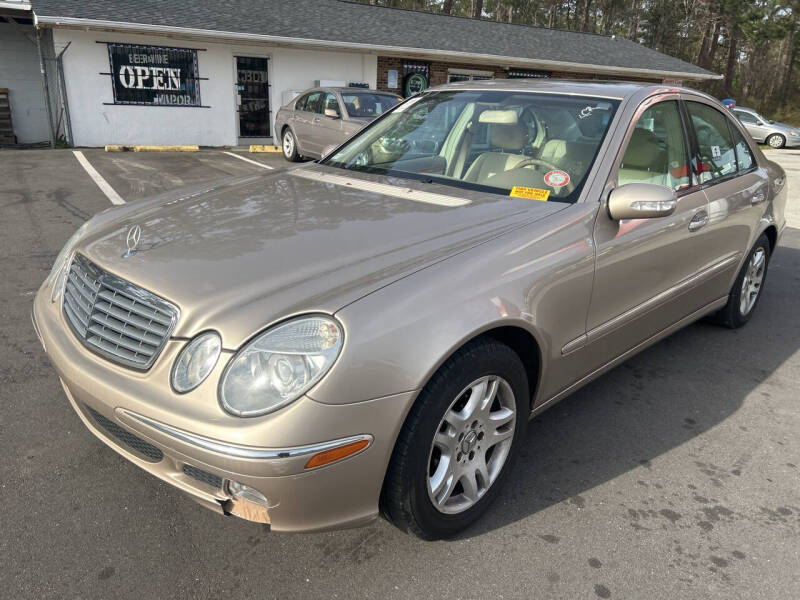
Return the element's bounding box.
[684,98,771,300]
[293,91,324,156]
[584,95,717,371]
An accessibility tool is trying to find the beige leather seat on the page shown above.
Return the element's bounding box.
[539,139,597,173]
[463,122,529,185]
[618,128,669,187]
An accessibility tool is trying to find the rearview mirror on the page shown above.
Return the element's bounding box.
[608,183,677,220]
[324,108,340,119]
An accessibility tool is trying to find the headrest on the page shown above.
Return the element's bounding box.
[621,128,665,170]
[489,122,527,151]
[479,110,518,124]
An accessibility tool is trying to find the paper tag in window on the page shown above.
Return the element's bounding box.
[510,186,549,201]
[711,145,721,159]
[544,170,570,188]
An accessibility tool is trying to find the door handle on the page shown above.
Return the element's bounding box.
[688,210,709,232]
[751,190,766,204]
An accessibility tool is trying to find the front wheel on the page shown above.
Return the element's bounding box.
[710,233,771,328]
[766,133,786,149]
[382,339,529,539]
[282,128,301,162]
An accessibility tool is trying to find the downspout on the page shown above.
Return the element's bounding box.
[34,15,56,148]
[56,42,73,146]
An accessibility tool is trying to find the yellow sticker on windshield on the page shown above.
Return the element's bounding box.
[510,186,550,201]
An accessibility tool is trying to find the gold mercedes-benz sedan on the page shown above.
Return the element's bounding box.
[33,81,786,539]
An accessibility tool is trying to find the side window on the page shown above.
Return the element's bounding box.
[734,110,758,125]
[322,92,340,116]
[303,91,323,114]
[686,102,737,183]
[294,94,309,112]
[618,100,690,191]
[730,124,756,171]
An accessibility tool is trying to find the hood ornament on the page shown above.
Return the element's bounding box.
[123,224,141,258]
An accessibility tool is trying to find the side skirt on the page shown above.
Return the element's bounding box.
[529,295,728,419]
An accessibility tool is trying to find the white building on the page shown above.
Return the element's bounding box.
[0,0,718,147]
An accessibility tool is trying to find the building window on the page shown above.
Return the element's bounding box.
[507,70,551,79]
[447,69,494,83]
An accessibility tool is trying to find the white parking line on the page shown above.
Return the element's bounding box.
[72,150,125,205]
[222,151,275,170]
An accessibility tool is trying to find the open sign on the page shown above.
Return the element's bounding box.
[107,43,201,106]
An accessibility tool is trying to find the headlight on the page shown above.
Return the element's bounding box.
[48,221,91,302]
[171,331,222,393]
[219,315,343,417]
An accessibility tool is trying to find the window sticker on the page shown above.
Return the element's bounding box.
[711,145,722,159]
[544,170,570,188]
[510,186,550,201]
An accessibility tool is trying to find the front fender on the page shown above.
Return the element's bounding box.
[309,203,598,408]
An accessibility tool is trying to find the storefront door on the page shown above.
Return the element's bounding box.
[235,56,270,139]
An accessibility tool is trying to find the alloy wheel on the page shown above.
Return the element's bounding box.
[426,375,516,515]
[740,247,766,316]
[283,131,295,157]
[768,134,785,148]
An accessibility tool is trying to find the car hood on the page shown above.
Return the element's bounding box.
[773,121,798,132]
[76,164,566,347]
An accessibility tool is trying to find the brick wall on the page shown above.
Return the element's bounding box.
[375,55,660,95]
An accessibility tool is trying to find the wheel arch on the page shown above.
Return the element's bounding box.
[417,321,544,412]
[762,224,778,254]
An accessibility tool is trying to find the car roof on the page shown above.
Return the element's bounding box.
[301,87,400,94]
[429,78,713,101]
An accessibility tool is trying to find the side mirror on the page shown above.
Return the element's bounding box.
[608,183,677,220]
[324,108,340,119]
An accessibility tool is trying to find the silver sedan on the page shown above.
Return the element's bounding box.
[274,87,401,161]
[733,106,800,149]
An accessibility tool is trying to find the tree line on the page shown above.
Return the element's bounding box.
[361,0,800,119]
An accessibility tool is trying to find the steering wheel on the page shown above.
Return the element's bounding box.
[509,158,576,195]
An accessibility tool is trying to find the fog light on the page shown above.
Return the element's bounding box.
[225,480,271,524]
[228,480,268,505]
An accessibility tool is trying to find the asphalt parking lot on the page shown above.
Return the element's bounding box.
[2,148,799,600]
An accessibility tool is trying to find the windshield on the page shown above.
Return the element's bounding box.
[341,92,402,118]
[324,90,620,203]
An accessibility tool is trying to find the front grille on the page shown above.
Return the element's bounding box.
[84,405,164,463]
[182,465,223,489]
[62,254,179,370]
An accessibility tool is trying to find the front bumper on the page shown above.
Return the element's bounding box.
[784,134,800,148]
[33,288,415,532]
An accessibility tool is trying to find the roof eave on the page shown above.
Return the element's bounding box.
[34,14,722,81]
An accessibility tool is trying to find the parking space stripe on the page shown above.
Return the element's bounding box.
[222,151,275,170]
[72,150,125,205]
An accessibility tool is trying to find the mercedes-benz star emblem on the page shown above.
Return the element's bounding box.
[123,224,141,258]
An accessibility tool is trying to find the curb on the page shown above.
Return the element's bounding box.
[134,145,199,152]
[249,145,282,153]
[105,145,200,152]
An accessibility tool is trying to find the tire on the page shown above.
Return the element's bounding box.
[281,128,301,162]
[766,133,786,149]
[382,338,529,540]
[710,233,771,328]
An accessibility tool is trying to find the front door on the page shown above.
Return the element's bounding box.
[733,109,769,143]
[236,57,271,140]
[314,92,346,154]
[583,96,716,372]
